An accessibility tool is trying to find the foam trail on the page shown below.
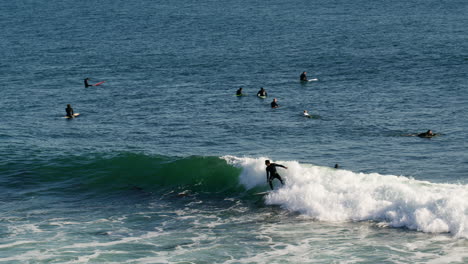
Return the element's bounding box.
[223,156,468,238]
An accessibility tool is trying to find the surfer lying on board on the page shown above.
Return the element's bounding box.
[65,104,74,118]
[265,160,287,190]
[418,130,435,138]
[300,71,308,81]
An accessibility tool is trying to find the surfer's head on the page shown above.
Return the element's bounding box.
[265,160,270,165]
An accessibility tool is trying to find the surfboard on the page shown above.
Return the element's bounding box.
[236,94,247,96]
[257,95,267,99]
[254,191,270,196]
[64,113,80,119]
[308,78,318,82]
[418,134,439,138]
[93,81,106,86]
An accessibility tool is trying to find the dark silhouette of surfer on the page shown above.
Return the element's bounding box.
[271,98,279,108]
[84,78,92,88]
[265,160,287,190]
[418,130,436,138]
[65,104,74,118]
[257,87,267,97]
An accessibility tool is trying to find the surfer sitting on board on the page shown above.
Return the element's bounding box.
[271,98,279,108]
[65,104,74,118]
[236,87,243,96]
[265,160,287,190]
[300,71,308,81]
[84,78,92,88]
[257,87,267,97]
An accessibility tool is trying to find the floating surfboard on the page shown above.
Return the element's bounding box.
[93,81,106,86]
[253,191,270,196]
[236,94,247,96]
[257,95,267,99]
[308,78,318,82]
[63,113,80,119]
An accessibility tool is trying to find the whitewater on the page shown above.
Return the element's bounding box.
[224,156,468,238]
[1,0,467,262]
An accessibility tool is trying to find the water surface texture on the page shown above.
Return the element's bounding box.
[1,0,467,263]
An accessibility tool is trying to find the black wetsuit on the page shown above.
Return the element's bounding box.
[84,79,91,88]
[266,163,285,190]
[271,100,278,108]
[236,89,242,95]
[65,107,74,117]
[257,90,267,97]
[300,72,307,81]
[418,132,434,138]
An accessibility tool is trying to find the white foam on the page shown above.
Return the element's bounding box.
[223,156,468,238]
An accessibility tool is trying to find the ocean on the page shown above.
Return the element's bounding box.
[1,0,467,263]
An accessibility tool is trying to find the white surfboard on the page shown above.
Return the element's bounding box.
[254,191,270,196]
[63,113,80,119]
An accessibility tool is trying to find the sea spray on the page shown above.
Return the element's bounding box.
[223,156,468,237]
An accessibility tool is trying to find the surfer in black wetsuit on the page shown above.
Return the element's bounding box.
[271,98,279,108]
[418,130,434,138]
[300,71,308,81]
[65,104,74,118]
[84,78,92,88]
[236,87,243,96]
[257,87,267,97]
[265,160,287,190]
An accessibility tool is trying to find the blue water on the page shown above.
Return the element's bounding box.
[1,0,467,262]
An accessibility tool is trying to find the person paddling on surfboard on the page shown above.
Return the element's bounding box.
[418,130,435,138]
[65,104,74,118]
[300,71,308,81]
[265,160,287,190]
[257,87,267,97]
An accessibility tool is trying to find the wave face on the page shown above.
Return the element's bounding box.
[1,153,243,195]
[3,153,467,237]
[224,156,468,238]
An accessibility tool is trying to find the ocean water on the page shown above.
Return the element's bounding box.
[1,0,467,263]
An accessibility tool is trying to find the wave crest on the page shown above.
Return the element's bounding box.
[224,156,468,238]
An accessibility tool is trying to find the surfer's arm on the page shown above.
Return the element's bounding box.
[277,164,287,169]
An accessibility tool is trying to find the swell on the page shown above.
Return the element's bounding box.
[2,153,467,237]
[0,153,244,195]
